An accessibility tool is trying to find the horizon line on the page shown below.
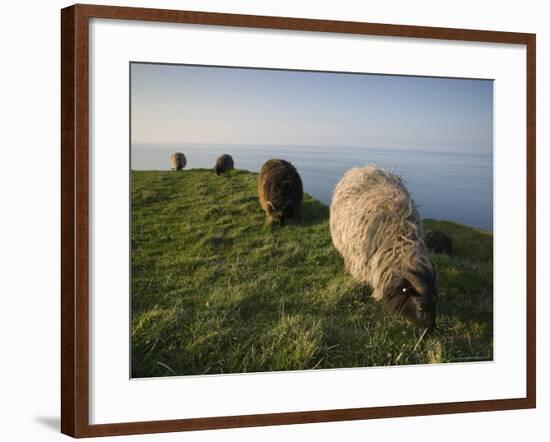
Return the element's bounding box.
[131,142,493,155]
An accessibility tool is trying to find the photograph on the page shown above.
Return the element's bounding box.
[130,62,494,378]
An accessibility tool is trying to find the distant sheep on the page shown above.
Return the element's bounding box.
[258,159,303,226]
[425,230,453,255]
[170,153,186,171]
[329,166,437,331]
[214,154,234,175]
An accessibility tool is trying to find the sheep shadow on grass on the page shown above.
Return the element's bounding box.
[298,196,330,227]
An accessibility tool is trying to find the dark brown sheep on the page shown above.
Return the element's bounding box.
[214,154,234,175]
[425,230,453,256]
[258,159,303,226]
[170,152,186,171]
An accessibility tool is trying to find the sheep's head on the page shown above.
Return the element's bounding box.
[266,200,294,226]
[384,267,437,332]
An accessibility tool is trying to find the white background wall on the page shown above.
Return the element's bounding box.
[0,0,546,440]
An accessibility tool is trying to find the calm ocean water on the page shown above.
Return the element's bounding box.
[132,144,493,231]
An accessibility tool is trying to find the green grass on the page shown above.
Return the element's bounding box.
[131,169,493,378]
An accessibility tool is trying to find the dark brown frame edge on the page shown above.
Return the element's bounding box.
[61,3,536,438]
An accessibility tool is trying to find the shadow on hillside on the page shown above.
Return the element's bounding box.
[300,198,330,226]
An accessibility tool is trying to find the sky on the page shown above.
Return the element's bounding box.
[131,63,493,154]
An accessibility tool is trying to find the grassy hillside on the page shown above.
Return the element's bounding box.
[131,169,493,378]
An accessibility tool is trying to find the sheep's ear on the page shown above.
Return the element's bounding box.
[266,201,275,213]
[403,272,426,297]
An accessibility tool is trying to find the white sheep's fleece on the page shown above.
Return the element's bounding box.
[329,166,433,301]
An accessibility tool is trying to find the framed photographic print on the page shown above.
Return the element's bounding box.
[61,4,536,438]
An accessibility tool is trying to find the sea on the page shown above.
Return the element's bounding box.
[132,143,493,231]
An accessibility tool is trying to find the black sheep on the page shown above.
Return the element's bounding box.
[214,154,234,175]
[258,159,303,226]
[425,230,453,255]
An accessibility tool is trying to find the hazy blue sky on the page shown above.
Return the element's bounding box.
[131,63,493,153]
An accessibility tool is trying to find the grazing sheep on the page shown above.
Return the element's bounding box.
[258,159,303,226]
[214,154,234,175]
[425,229,453,255]
[170,152,186,171]
[330,166,437,331]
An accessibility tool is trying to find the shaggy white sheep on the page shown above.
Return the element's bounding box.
[330,166,437,330]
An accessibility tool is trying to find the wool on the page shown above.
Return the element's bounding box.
[170,152,186,171]
[214,154,234,175]
[330,166,435,301]
[425,229,453,255]
[258,159,303,225]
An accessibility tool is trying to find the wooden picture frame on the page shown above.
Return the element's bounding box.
[61,3,536,437]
